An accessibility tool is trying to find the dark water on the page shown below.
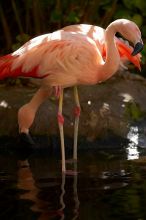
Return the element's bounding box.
[0,136,146,220]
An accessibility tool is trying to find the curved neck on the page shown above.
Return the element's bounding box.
[99,23,120,81]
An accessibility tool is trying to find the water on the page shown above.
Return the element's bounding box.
[0,132,146,219]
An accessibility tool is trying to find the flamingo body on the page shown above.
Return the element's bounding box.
[1,31,104,87]
[0,19,143,173]
[0,24,141,85]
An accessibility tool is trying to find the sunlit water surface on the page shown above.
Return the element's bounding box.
[0,129,146,220]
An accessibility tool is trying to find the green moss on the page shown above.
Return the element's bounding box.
[124,101,143,121]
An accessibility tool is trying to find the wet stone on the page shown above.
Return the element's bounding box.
[0,71,146,145]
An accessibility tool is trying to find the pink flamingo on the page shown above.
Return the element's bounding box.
[0,19,143,173]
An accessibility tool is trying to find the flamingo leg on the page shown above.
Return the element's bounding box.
[58,88,66,172]
[73,86,81,160]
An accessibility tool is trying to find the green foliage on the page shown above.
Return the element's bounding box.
[12,33,30,51]
[50,10,62,23]
[125,101,143,121]
[66,11,80,23]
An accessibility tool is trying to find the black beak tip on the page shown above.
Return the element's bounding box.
[131,42,144,56]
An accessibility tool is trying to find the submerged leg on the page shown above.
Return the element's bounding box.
[18,87,51,144]
[58,88,66,172]
[73,86,81,160]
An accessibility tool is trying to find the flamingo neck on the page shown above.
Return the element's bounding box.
[99,22,120,82]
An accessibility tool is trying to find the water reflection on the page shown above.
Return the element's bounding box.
[59,163,79,220]
[17,159,53,219]
[0,146,143,220]
[17,159,79,220]
[127,126,139,146]
[126,145,139,160]
[126,126,139,160]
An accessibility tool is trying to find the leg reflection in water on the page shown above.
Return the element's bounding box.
[59,162,80,220]
[17,159,80,220]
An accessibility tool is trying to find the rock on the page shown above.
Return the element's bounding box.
[0,71,146,142]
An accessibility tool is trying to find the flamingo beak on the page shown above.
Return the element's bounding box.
[131,41,144,56]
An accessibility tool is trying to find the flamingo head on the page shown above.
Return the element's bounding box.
[114,19,144,56]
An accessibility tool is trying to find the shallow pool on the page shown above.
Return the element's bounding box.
[0,137,146,220]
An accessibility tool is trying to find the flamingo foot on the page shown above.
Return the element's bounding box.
[19,132,37,149]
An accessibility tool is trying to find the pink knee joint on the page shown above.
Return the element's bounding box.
[58,112,64,124]
[74,106,81,117]
[54,86,61,98]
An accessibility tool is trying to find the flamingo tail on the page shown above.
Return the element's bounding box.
[0,54,44,80]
